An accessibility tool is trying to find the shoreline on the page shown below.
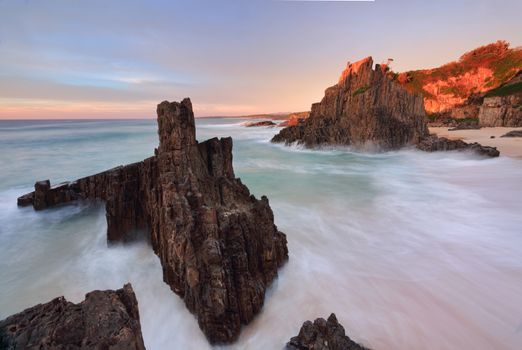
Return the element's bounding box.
[429,127,522,159]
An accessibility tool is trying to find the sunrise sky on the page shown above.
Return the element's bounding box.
[1,0,521,119]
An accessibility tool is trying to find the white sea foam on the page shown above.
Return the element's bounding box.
[1,119,521,350]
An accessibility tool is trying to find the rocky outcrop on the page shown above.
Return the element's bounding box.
[272,57,428,150]
[399,41,522,114]
[279,112,310,127]
[501,130,522,137]
[244,120,276,127]
[0,284,145,350]
[416,135,500,157]
[287,313,369,350]
[478,94,522,127]
[17,98,289,344]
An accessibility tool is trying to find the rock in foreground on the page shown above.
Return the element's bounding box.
[272,57,428,150]
[287,313,369,350]
[17,98,288,344]
[0,284,145,350]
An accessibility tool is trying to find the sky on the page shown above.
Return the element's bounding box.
[0,0,521,119]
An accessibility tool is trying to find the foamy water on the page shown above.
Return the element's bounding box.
[1,119,521,349]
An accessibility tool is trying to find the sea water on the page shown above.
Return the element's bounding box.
[0,119,521,350]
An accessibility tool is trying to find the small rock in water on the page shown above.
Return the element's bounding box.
[287,313,369,350]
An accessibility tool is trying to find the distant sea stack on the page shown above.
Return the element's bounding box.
[0,284,145,350]
[271,57,428,150]
[17,98,289,344]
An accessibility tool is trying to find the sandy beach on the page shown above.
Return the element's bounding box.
[430,127,522,158]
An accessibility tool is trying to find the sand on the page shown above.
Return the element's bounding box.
[429,127,522,158]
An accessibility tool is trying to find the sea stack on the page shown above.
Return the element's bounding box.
[0,284,145,350]
[272,57,428,149]
[17,98,289,344]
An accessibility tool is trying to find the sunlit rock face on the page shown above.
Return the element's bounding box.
[272,57,428,150]
[17,98,289,344]
[0,284,146,350]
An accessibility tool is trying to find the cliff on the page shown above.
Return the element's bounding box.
[398,41,522,115]
[287,313,369,350]
[272,57,427,149]
[478,72,522,126]
[272,56,428,149]
[0,284,145,350]
[17,98,289,344]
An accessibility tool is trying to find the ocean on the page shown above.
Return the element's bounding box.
[0,118,521,349]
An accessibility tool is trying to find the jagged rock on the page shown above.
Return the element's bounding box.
[272,57,428,150]
[243,120,276,127]
[416,135,500,157]
[501,130,522,137]
[287,313,369,350]
[16,98,289,344]
[0,283,145,350]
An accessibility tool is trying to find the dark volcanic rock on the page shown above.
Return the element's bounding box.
[416,135,500,157]
[0,283,145,350]
[500,130,522,137]
[16,98,288,344]
[244,120,276,127]
[272,57,428,150]
[287,313,369,350]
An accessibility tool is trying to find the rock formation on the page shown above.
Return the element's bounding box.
[478,72,522,127]
[17,98,289,344]
[243,120,276,127]
[287,313,369,350]
[0,284,145,350]
[416,135,500,157]
[279,111,310,127]
[501,130,522,137]
[272,57,428,149]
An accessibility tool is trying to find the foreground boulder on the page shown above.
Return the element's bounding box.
[416,135,500,157]
[287,313,369,350]
[0,284,145,350]
[17,98,289,344]
[272,57,428,150]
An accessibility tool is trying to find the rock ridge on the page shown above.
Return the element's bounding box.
[272,57,428,150]
[17,98,289,344]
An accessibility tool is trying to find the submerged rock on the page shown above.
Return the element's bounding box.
[272,57,428,150]
[0,283,145,350]
[287,313,369,350]
[416,135,500,157]
[17,98,289,344]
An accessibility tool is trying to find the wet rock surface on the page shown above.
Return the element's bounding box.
[287,313,369,350]
[0,284,145,350]
[17,98,288,344]
[272,57,428,150]
[416,135,500,157]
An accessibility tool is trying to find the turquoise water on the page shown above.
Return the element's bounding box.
[1,119,522,349]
